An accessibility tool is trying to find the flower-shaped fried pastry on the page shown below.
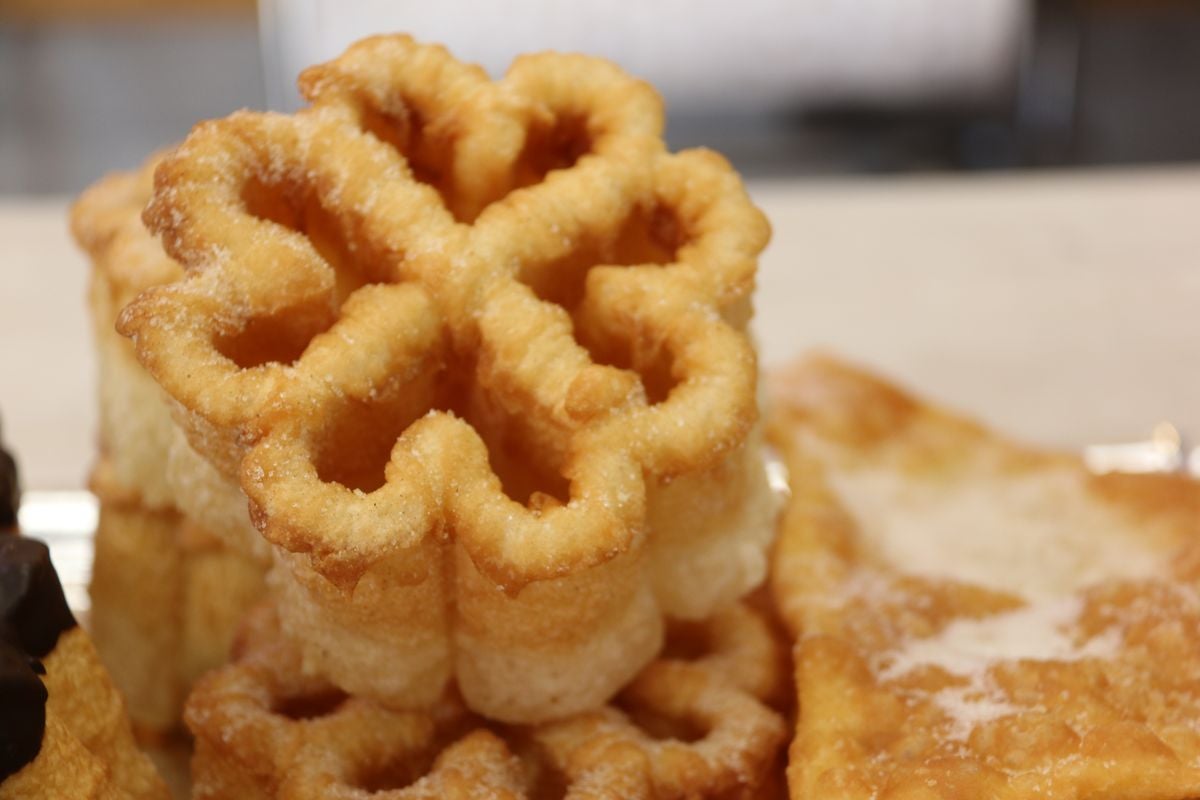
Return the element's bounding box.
[120,35,774,722]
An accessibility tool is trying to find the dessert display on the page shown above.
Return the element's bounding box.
[768,354,1200,798]
[73,156,270,734]
[117,34,775,724]
[39,29,1194,800]
[1,535,169,799]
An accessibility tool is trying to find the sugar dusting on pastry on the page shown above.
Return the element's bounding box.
[878,596,1124,741]
[770,354,1200,796]
[879,596,1122,682]
[828,465,1167,600]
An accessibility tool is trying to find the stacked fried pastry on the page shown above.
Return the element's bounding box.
[769,355,1200,799]
[116,34,776,726]
[58,39,1200,793]
[73,32,788,798]
[72,155,269,734]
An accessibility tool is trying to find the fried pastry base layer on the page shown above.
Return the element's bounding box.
[769,354,1200,799]
[90,460,267,734]
[187,600,788,799]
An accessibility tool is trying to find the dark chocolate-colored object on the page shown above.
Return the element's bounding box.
[0,645,47,781]
[0,435,17,530]
[0,538,77,781]
[0,538,76,659]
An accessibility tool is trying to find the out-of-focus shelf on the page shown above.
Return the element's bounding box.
[17,491,97,613]
[0,0,253,21]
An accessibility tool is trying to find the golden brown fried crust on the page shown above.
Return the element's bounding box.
[1,628,169,800]
[89,491,186,733]
[71,151,182,318]
[74,155,185,512]
[769,353,1200,799]
[118,34,774,721]
[186,601,787,800]
[89,457,267,734]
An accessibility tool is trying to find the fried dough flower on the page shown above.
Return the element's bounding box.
[119,35,774,722]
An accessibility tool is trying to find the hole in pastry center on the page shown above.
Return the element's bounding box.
[615,698,708,744]
[581,336,676,406]
[242,176,389,304]
[516,201,685,407]
[518,202,683,311]
[514,112,593,189]
[214,307,333,370]
[216,177,393,369]
[527,766,570,800]
[311,355,570,506]
[660,620,713,662]
[272,687,349,720]
[312,394,427,494]
[359,101,466,222]
[353,751,437,794]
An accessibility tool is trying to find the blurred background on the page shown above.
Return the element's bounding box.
[2,0,1199,194]
[3,0,1200,493]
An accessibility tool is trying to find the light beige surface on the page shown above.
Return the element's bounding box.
[3,166,1199,489]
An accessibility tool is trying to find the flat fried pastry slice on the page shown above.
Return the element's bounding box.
[769,354,1200,799]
